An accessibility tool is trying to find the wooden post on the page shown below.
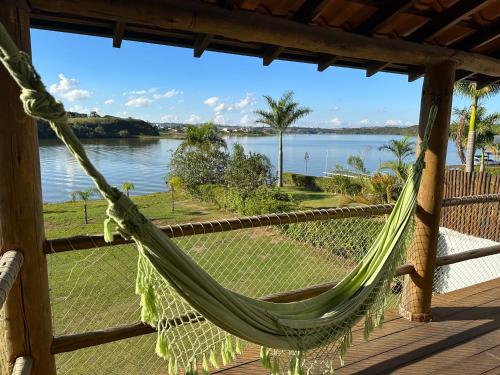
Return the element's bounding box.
[0,5,56,374]
[401,60,456,322]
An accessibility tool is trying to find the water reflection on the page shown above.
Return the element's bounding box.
[40,135,460,203]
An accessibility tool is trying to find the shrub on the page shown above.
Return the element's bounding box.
[282,173,321,191]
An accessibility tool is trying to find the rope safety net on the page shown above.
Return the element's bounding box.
[0,23,437,374]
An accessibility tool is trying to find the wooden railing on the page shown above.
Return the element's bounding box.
[0,250,23,310]
[45,194,500,355]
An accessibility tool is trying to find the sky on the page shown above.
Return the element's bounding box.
[31,29,499,128]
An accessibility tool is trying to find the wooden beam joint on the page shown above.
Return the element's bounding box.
[317,53,337,72]
[193,33,213,57]
[112,21,125,48]
[262,45,284,66]
[366,61,390,77]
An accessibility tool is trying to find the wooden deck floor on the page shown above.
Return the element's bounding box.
[215,278,500,374]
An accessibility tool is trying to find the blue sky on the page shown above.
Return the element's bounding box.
[31,29,499,128]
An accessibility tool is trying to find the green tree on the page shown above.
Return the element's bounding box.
[179,122,226,151]
[454,81,500,172]
[254,91,312,187]
[121,181,135,197]
[450,105,499,172]
[347,155,368,174]
[70,188,98,224]
[224,143,274,199]
[378,137,415,183]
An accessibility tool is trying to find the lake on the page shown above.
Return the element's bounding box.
[39,134,461,202]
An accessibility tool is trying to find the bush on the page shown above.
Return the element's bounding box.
[282,173,321,191]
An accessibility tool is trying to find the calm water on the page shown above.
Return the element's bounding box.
[39,134,461,202]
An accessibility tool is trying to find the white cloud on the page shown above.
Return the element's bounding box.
[240,114,250,125]
[69,105,89,113]
[104,99,115,105]
[213,112,225,124]
[204,96,220,107]
[188,114,201,124]
[214,103,226,112]
[125,96,152,107]
[49,74,91,102]
[330,117,341,126]
[332,106,341,111]
[385,119,403,126]
[234,93,255,110]
[161,114,178,122]
[359,119,369,125]
[405,121,415,126]
[153,89,181,100]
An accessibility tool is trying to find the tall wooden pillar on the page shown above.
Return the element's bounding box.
[0,5,56,374]
[401,60,456,322]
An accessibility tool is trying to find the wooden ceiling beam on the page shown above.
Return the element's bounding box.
[293,0,331,23]
[407,0,491,42]
[193,33,213,57]
[262,45,283,66]
[476,76,500,90]
[317,53,337,72]
[112,21,125,48]
[355,0,417,35]
[407,66,424,82]
[366,61,390,77]
[27,0,500,77]
[454,20,500,50]
[454,70,476,82]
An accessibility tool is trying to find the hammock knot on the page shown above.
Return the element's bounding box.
[105,192,149,241]
[20,88,66,122]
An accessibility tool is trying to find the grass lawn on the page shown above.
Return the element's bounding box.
[44,188,377,374]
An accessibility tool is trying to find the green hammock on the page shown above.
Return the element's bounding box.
[0,23,437,374]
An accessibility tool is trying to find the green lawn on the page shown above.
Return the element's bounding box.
[44,188,376,374]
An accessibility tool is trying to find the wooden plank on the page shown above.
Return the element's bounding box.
[355,0,417,35]
[27,0,500,77]
[407,0,492,42]
[408,66,425,82]
[454,20,500,50]
[0,5,56,374]
[292,0,331,23]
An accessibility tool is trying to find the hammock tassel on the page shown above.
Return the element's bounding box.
[209,348,219,369]
[103,217,114,243]
[202,353,210,375]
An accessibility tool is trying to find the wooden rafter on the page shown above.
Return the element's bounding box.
[193,33,213,57]
[293,0,331,23]
[407,0,492,42]
[355,0,417,35]
[477,76,500,89]
[112,21,125,48]
[366,61,390,77]
[262,45,283,66]
[317,53,337,72]
[26,0,500,77]
[454,70,476,82]
[407,66,425,82]
[454,20,500,50]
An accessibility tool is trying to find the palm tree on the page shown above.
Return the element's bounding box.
[254,91,312,187]
[180,122,226,151]
[121,181,135,197]
[70,187,98,224]
[378,137,415,183]
[450,105,499,172]
[454,81,500,172]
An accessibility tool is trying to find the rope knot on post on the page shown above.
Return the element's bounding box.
[20,88,66,122]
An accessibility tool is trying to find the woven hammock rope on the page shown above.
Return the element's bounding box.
[0,23,438,375]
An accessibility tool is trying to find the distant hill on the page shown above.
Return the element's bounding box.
[159,122,420,137]
[38,114,159,139]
